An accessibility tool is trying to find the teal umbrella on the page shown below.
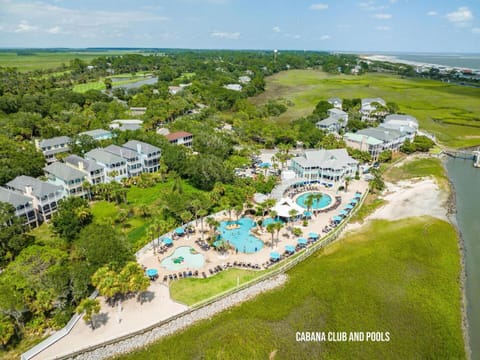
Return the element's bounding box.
[297,238,308,245]
[146,268,158,277]
[163,238,173,245]
[270,251,281,260]
[333,216,342,222]
[285,245,295,253]
[308,232,319,239]
[175,227,185,235]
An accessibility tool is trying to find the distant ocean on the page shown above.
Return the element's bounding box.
[360,52,480,70]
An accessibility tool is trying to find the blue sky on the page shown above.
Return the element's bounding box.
[0,0,479,52]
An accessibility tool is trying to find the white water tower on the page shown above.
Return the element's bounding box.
[274,49,278,64]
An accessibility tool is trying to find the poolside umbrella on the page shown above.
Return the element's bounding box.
[308,232,319,239]
[285,245,295,253]
[145,268,158,278]
[303,211,313,218]
[259,162,271,168]
[345,204,354,210]
[355,193,362,199]
[333,216,342,223]
[163,237,173,245]
[213,239,225,248]
[175,227,185,235]
[297,238,308,246]
[350,198,358,204]
[270,251,281,260]
[339,210,349,217]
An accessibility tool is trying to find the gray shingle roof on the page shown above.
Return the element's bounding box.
[6,175,63,198]
[64,154,103,173]
[104,144,139,161]
[317,116,343,127]
[123,140,161,156]
[44,162,87,182]
[0,187,32,208]
[39,136,71,149]
[328,97,342,104]
[85,148,126,166]
[357,127,402,142]
[384,114,418,124]
[292,149,358,169]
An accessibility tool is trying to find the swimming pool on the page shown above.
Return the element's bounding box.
[296,192,332,210]
[262,217,284,227]
[161,246,205,271]
[219,217,264,253]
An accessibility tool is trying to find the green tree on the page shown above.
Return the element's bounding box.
[52,197,92,242]
[378,150,392,163]
[76,298,101,330]
[0,314,15,347]
[266,223,276,249]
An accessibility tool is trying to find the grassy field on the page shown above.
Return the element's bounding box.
[115,217,464,360]
[251,69,480,148]
[170,268,265,305]
[349,193,386,224]
[72,73,153,93]
[385,157,448,189]
[0,50,136,72]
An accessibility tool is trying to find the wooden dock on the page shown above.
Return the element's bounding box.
[444,148,480,168]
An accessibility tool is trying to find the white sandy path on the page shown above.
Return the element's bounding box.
[33,283,188,360]
[347,177,448,235]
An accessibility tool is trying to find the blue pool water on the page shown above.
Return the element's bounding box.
[262,217,284,227]
[296,192,332,210]
[218,217,264,253]
[161,246,205,271]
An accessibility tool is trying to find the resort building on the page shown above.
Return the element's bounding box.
[78,129,113,141]
[109,119,143,132]
[168,86,183,95]
[122,140,161,173]
[64,155,105,185]
[0,187,38,227]
[327,97,343,109]
[104,144,143,178]
[345,125,415,160]
[271,197,304,220]
[361,97,387,121]
[6,175,64,222]
[316,108,348,134]
[165,131,193,148]
[84,148,128,183]
[35,136,72,164]
[289,149,358,184]
[44,162,87,198]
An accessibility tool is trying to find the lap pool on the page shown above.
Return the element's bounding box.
[161,246,205,271]
[218,217,263,253]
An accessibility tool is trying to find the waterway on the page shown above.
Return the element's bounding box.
[446,157,480,359]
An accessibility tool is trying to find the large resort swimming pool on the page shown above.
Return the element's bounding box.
[218,217,263,253]
[296,192,332,210]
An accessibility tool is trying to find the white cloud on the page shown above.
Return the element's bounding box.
[46,26,62,34]
[272,26,281,33]
[310,3,328,10]
[293,34,301,39]
[472,28,480,34]
[427,11,437,16]
[373,13,392,19]
[358,1,386,11]
[446,7,473,26]
[320,34,331,40]
[211,31,240,39]
[13,22,38,33]
[389,0,397,3]
[376,26,391,31]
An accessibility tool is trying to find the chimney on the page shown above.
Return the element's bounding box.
[78,161,84,171]
[136,143,142,154]
[25,185,33,196]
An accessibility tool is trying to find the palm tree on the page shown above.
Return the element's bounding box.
[76,298,101,330]
[234,205,243,221]
[289,208,298,225]
[83,181,93,201]
[305,194,314,214]
[197,208,208,241]
[266,223,276,249]
[146,225,156,253]
[274,221,283,247]
[206,217,220,241]
[344,176,352,192]
[180,210,193,227]
[313,193,323,214]
[269,210,278,221]
[190,199,202,226]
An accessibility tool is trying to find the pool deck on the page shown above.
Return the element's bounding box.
[31,179,368,360]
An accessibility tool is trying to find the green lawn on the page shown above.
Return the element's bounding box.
[115,217,465,360]
[349,193,386,224]
[251,69,480,148]
[0,50,136,72]
[73,73,155,93]
[170,268,265,305]
[385,157,448,189]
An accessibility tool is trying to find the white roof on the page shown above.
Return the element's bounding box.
[272,197,304,218]
[292,149,358,170]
